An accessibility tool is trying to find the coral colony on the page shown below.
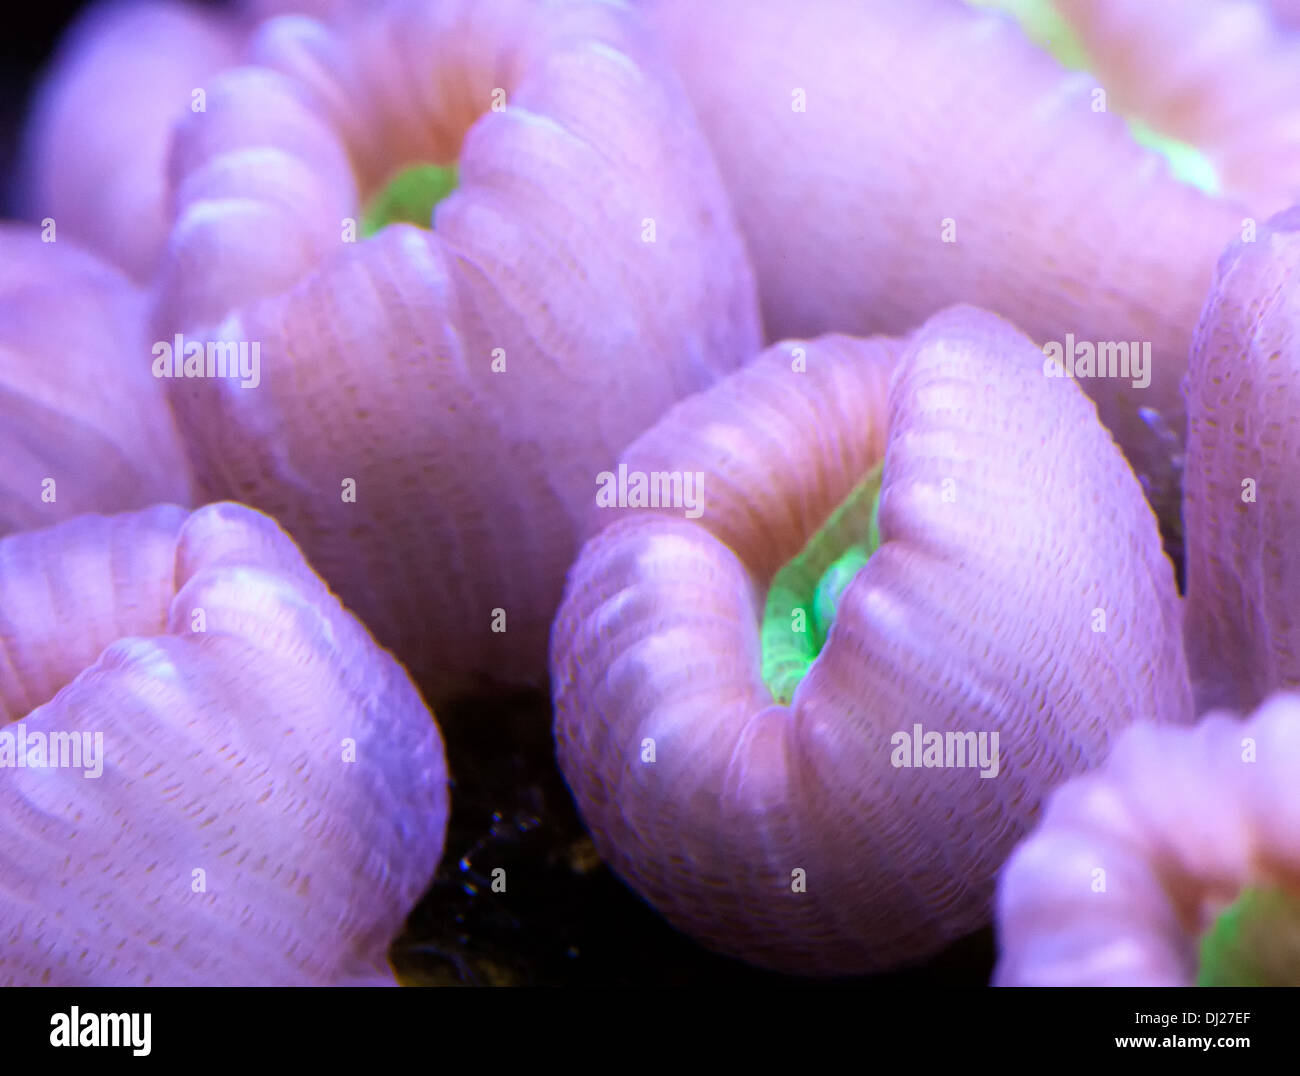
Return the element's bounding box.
[1,0,1299,989]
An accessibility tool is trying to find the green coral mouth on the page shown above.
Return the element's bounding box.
[965,0,1092,70]
[361,163,459,238]
[761,462,883,705]
[1125,120,1220,195]
[963,0,1221,195]
[1197,885,1300,986]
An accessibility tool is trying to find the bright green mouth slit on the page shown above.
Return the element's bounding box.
[1125,120,1220,195]
[761,462,883,705]
[965,0,1091,70]
[1197,886,1300,986]
[962,0,1221,195]
[361,163,459,238]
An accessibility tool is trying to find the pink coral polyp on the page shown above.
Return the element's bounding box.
[0,224,192,535]
[552,306,1191,975]
[0,502,448,986]
[996,694,1300,987]
[1184,208,1300,714]
[152,0,759,701]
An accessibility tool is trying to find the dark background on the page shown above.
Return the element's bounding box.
[2,3,76,210]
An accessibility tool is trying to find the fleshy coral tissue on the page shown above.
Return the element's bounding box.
[2,0,1299,990]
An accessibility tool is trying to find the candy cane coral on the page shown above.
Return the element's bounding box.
[1048,0,1300,214]
[1183,208,1300,715]
[0,502,448,985]
[551,305,1192,975]
[19,0,370,281]
[150,0,759,702]
[995,693,1300,986]
[640,0,1242,508]
[0,224,192,536]
[19,0,242,281]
